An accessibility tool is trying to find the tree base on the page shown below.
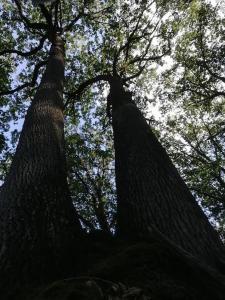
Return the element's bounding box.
[3,234,225,300]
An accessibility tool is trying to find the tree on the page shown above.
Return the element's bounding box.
[110,76,225,271]
[65,0,171,231]
[1,0,225,299]
[0,0,86,292]
[70,0,225,271]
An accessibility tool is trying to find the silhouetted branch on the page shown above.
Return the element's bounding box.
[0,35,47,57]
[0,60,47,96]
[63,10,84,32]
[39,3,53,27]
[198,27,225,84]
[14,0,47,31]
[66,74,111,100]
[199,60,225,84]
[76,213,95,230]
[113,6,147,76]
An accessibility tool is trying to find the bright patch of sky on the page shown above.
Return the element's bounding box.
[208,0,225,15]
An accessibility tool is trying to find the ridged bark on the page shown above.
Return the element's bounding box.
[110,78,225,272]
[0,36,81,290]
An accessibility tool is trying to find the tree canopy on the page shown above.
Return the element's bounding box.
[0,0,225,298]
[1,0,224,235]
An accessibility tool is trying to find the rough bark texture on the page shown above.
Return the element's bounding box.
[0,36,81,292]
[110,77,225,273]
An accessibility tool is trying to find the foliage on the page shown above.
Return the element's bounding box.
[153,0,225,237]
[65,89,116,232]
[0,0,225,236]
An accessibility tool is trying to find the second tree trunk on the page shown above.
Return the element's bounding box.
[110,77,225,273]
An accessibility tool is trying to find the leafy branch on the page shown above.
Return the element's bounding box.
[0,35,47,57]
[0,60,47,96]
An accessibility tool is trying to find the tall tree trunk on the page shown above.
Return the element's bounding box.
[0,36,82,291]
[110,77,225,272]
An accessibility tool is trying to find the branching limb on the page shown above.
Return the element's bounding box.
[66,74,111,101]
[65,3,114,32]
[63,10,84,32]
[124,63,146,82]
[113,1,158,76]
[204,122,225,158]
[181,76,225,103]
[76,213,95,231]
[0,35,47,57]
[39,3,53,27]
[198,27,225,84]
[112,6,146,76]
[14,0,47,31]
[123,37,170,82]
[199,60,225,84]
[0,60,47,96]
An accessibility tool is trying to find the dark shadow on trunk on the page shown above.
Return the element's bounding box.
[0,36,82,293]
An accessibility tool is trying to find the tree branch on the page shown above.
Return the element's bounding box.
[66,74,111,100]
[112,6,147,76]
[199,60,225,84]
[124,63,146,82]
[63,10,84,32]
[76,213,95,231]
[0,60,47,96]
[39,3,53,27]
[0,35,47,57]
[14,0,47,31]
[198,26,225,84]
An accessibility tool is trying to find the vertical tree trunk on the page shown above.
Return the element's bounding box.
[110,77,225,272]
[0,36,81,291]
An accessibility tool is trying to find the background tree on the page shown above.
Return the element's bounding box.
[65,0,225,272]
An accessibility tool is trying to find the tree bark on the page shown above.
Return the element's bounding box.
[0,35,82,291]
[110,77,225,272]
